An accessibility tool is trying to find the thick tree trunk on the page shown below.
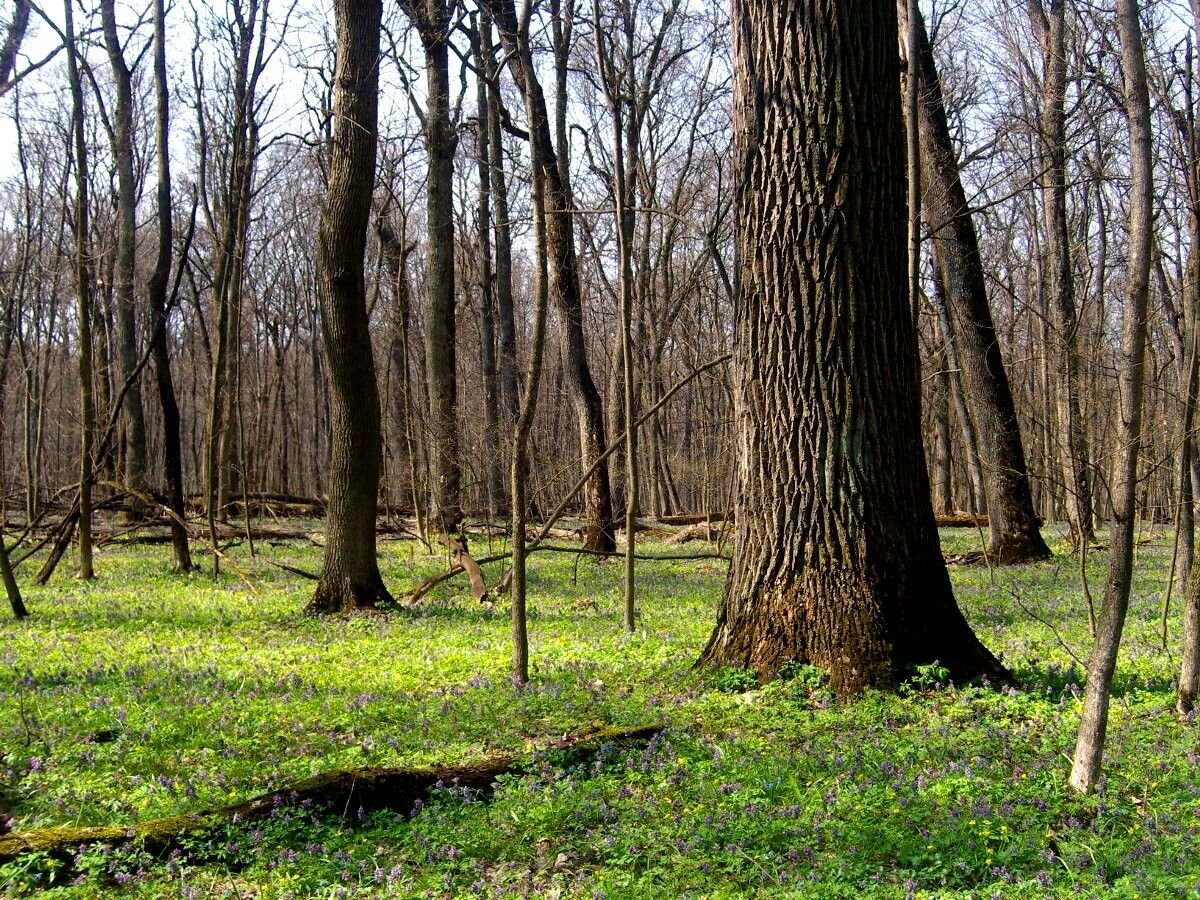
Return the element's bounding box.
[1070,0,1152,793]
[902,3,1050,564]
[486,0,616,554]
[308,0,391,614]
[699,0,1006,696]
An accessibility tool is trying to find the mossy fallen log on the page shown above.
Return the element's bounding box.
[0,724,663,866]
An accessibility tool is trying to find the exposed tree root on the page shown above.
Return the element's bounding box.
[0,724,663,867]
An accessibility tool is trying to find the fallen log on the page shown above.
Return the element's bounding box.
[657,512,730,527]
[0,724,662,867]
[668,522,732,545]
[935,513,990,528]
[444,535,488,602]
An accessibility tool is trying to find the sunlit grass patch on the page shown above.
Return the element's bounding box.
[1,525,1196,897]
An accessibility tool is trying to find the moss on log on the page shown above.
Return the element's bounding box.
[0,724,662,866]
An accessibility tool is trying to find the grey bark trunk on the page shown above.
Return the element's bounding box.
[1070,0,1152,793]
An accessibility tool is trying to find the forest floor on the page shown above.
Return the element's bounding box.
[0,523,1196,898]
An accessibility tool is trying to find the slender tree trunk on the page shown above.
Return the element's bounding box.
[405,0,462,536]
[65,0,94,580]
[1178,3,1200,714]
[482,10,520,437]
[0,535,26,619]
[308,0,392,614]
[473,19,504,518]
[931,343,955,516]
[100,0,149,512]
[699,0,1006,695]
[901,2,1050,563]
[1070,0,1152,792]
[509,8,553,684]
[1032,0,1094,549]
[486,0,616,554]
[148,0,193,573]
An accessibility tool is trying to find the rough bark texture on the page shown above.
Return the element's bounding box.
[485,0,616,554]
[0,0,30,92]
[1069,0,1152,793]
[308,0,391,614]
[903,3,1050,564]
[698,0,1006,696]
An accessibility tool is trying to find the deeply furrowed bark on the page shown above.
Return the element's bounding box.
[699,0,1006,696]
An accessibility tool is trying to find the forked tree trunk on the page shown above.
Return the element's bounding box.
[308,0,391,614]
[699,0,1006,696]
[901,2,1050,564]
[485,0,616,554]
[1070,0,1152,793]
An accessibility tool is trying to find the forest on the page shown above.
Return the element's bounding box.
[1,0,1199,896]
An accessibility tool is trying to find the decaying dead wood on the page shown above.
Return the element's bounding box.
[668,522,732,545]
[0,724,662,867]
[443,535,488,602]
[657,513,730,527]
[935,513,990,528]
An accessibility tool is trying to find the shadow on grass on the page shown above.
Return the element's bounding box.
[1013,661,1176,699]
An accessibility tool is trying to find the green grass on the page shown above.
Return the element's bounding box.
[1,523,1197,898]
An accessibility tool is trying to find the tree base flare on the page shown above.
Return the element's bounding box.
[698,575,1009,696]
[306,573,394,614]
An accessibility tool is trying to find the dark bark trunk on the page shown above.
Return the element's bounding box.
[473,19,505,517]
[148,0,193,573]
[308,0,391,614]
[100,0,149,509]
[64,0,94,580]
[0,537,26,619]
[485,0,616,554]
[481,11,520,437]
[404,0,462,535]
[903,3,1050,564]
[699,0,1005,696]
